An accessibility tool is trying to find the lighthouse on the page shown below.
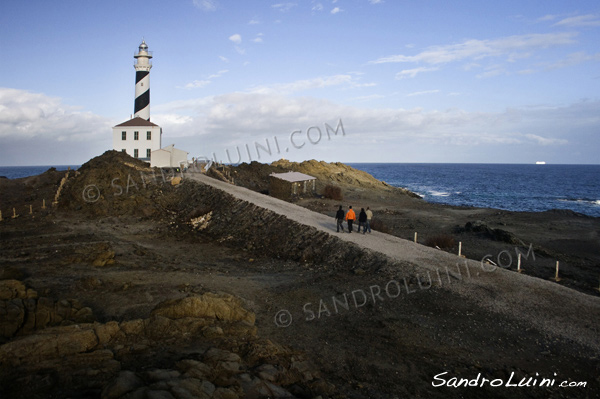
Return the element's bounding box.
[134,40,152,120]
[112,40,188,168]
[112,40,161,160]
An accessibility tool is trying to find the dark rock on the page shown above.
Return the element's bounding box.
[101,370,144,399]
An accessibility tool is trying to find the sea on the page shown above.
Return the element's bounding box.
[0,165,80,180]
[1,163,599,217]
[347,163,600,218]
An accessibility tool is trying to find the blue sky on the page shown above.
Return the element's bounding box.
[1,0,599,165]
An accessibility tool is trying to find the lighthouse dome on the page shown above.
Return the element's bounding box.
[139,40,148,51]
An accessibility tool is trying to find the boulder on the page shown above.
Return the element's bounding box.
[0,324,98,366]
[93,250,116,267]
[0,280,27,300]
[0,299,25,340]
[94,321,121,345]
[101,370,144,399]
[151,293,255,324]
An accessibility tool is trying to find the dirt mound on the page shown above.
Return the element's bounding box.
[228,159,420,198]
[59,150,183,218]
[228,161,288,192]
[0,167,68,212]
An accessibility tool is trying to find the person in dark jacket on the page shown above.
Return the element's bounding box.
[358,208,367,234]
[335,205,345,232]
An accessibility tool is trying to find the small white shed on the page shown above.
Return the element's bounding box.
[150,144,189,168]
[269,171,316,200]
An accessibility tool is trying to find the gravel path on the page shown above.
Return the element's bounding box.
[186,172,600,352]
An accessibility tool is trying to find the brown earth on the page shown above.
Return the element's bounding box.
[0,151,599,398]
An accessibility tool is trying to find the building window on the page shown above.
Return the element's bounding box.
[147,131,151,140]
[134,149,139,158]
[146,149,151,158]
[122,131,126,140]
[134,131,139,140]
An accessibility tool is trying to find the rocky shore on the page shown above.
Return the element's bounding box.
[0,151,598,398]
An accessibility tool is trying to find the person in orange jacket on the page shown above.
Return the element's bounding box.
[345,205,356,233]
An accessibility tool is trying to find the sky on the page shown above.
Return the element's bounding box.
[0,0,599,166]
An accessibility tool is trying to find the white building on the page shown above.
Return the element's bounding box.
[151,144,189,168]
[112,117,162,161]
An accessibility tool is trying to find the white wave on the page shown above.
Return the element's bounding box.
[557,198,600,206]
[430,191,451,197]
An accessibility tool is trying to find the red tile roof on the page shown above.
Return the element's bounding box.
[114,117,159,127]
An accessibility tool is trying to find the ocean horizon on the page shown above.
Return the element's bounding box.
[348,163,600,217]
[2,163,599,217]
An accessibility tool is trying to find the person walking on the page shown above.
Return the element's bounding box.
[335,205,345,232]
[358,208,367,234]
[345,206,356,233]
[365,207,373,233]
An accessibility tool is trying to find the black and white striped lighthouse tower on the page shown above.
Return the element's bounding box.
[133,40,152,121]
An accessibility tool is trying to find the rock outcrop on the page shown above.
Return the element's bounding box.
[0,279,94,343]
[0,292,333,398]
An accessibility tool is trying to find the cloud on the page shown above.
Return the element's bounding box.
[0,88,111,141]
[537,14,557,22]
[476,65,507,79]
[150,94,596,164]
[370,32,578,65]
[395,67,439,79]
[152,114,194,126]
[192,0,217,11]
[252,33,264,43]
[350,94,385,102]
[331,7,342,14]
[0,88,114,164]
[546,51,600,69]
[219,55,229,63]
[368,0,383,4]
[248,19,260,25]
[181,70,229,90]
[248,74,374,94]
[312,3,323,11]
[184,80,211,89]
[406,90,440,97]
[272,3,297,12]
[3,91,596,165]
[229,34,242,44]
[524,133,568,146]
[554,14,600,27]
[207,69,229,79]
[517,69,536,75]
